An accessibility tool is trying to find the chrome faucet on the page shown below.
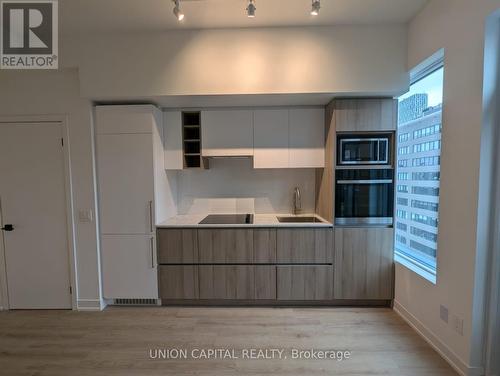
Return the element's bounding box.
[293,187,301,215]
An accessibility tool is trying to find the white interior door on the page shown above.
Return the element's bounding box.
[0,122,71,309]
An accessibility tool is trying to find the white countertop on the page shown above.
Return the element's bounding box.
[156,213,333,228]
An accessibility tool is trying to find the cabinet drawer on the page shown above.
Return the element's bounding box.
[159,265,199,299]
[276,228,333,263]
[199,265,276,300]
[157,229,198,264]
[198,229,254,263]
[277,265,333,300]
[253,229,276,263]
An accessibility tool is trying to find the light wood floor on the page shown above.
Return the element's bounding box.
[0,307,457,376]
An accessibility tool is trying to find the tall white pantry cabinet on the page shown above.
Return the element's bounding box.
[95,105,165,300]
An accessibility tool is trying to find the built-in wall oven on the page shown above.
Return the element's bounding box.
[335,169,394,226]
[337,133,392,166]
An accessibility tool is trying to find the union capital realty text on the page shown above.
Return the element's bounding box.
[149,348,351,361]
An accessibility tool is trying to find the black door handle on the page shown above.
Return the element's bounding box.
[1,224,14,231]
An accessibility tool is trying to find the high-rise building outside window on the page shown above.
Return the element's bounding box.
[394,51,444,284]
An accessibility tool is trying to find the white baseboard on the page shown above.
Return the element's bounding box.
[77,298,105,311]
[393,300,484,376]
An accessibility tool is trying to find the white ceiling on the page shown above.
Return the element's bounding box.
[60,0,428,35]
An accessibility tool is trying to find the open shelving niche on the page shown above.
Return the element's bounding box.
[182,111,208,169]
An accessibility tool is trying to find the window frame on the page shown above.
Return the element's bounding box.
[394,49,445,285]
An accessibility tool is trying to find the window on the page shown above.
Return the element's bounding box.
[396,234,407,244]
[412,172,440,181]
[396,209,408,219]
[394,50,444,284]
[397,197,408,206]
[411,199,439,212]
[399,133,410,142]
[412,140,440,153]
[412,156,440,167]
[398,159,409,167]
[399,146,411,155]
[413,124,441,139]
[412,186,439,196]
[396,222,408,231]
[397,185,409,193]
[411,213,438,227]
[410,226,438,243]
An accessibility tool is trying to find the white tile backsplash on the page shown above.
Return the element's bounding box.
[176,158,316,215]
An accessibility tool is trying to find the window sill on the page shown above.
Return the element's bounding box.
[395,252,436,284]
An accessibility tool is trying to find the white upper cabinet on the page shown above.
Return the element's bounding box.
[201,110,254,157]
[163,111,183,170]
[253,108,325,169]
[161,107,325,169]
[253,109,289,169]
[289,108,325,168]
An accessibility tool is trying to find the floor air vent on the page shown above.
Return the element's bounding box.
[113,298,158,306]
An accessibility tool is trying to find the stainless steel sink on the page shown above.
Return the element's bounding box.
[277,216,324,223]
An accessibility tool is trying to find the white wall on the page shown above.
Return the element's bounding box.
[176,158,316,215]
[62,25,409,99]
[394,1,500,375]
[0,23,410,310]
[481,12,500,376]
[0,69,101,310]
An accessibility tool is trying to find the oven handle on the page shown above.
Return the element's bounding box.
[336,179,393,184]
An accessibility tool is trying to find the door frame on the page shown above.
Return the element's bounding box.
[0,115,77,310]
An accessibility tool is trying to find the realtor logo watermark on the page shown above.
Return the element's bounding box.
[1,0,58,69]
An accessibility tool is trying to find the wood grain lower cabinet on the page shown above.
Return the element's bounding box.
[253,229,277,263]
[277,265,333,300]
[157,229,198,264]
[334,227,394,300]
[199,266,276,300]
[157,227,340,303]
[276,228,333,263]
[159,265,199,299]
[198,229,254,263]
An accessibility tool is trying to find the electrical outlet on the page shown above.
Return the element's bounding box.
[78,209,94,223]
[451,314,464,336]
[440,305,449,323]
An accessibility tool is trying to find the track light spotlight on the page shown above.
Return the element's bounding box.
[311,0,320,16]
[246,0,256,18]
[173,0,184,21]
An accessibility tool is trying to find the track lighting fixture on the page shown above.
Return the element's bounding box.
[311,0,320,16]
[173,0,184,21]
[246,0,256,18]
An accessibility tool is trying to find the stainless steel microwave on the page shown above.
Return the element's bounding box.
[337,134,391,166]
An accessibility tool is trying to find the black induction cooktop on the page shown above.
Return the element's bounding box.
[199,214,254,225]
